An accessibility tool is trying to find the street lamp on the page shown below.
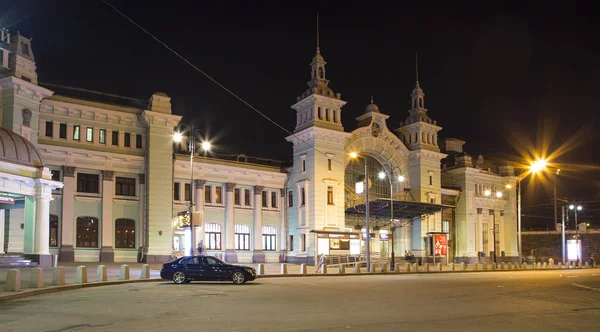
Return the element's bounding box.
[378,169,405,270]
[484,190,503,263]
[173,125,211,256]
[349,152,371,272]
[569,203,583,263]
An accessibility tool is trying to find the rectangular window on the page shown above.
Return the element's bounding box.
[115,177,136,196]
[73,125,80,141]
[244,189,251,206]
[288,191,293,207]
[301,234,306,252]
[429,175,433,185]
[76,173,99,193]
[21,42,29,56]
[184,183,191,201]
[215,186,222,204]
[205,185,212,203]
[327,186,334,205]
[301,187,306,206]
[271,192,277,208]
[112,131,119,145]
[124,133,131,147]
[136,134,142,149]
[115,218,136,249]
[234,224,250,250]
[45,121,53,137]
[49,215,59,247]
[262,226,277,251]
[205,223,222,250]
[86,127,93,142]
[328,159,332,171]
[302,160,306,172]
[174,183,180,201]
[234,188,241,205]
[289,235,294,252]
[51,170,60,181]
[443,221,450,233]
[99,129,106,144]
[59,123,67,139]
[262,191,268,207]
[76,217,98,248]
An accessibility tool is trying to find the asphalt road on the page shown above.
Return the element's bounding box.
[1,269,599,332]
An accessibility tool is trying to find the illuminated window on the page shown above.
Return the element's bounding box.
[204,223,222,250]
[86,127,93,142]
[99,129,106,144]
[76,216,99,248]
[49,215,59,247]
[443,221,450,233]
[73,125,80,140]
[115,218,135,248]
[215,186,222,204]
[262,226,277,251]
[234,224,250,250]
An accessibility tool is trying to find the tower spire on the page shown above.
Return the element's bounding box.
[415,52,419,86]
[316,13,320,54]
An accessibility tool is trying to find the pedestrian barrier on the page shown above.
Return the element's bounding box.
[53,266,65,286]
[30,268,44,289]
[120,265,130,280]
[97,265,107,282]
[300,264,307,274]
[435,263,441,272]
[320,264,328,274]
[558,262,563,269]
[141,264,150,279]
[500,263,505,270]
[4,269,20,292]
[578,261,582,268]
[76,266,87,284]
[280,264,288,275]
[508,262,513,270]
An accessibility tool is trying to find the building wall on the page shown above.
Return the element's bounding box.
[522,231,600,263]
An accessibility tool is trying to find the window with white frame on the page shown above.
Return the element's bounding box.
[234,224,250,250]
[443,221,450,233]
[204,223,221,250]
[262,226,277,251]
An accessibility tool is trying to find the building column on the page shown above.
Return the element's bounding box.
[0,210,5,254]
[101,171,115,262]
[252,185,265,263]
[60,166,75,261]
[279,188,286,262]
[138,174,146,259]
[224,183,237,263]
[194,180,206,250]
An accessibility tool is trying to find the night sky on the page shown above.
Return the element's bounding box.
[2,1,599,227]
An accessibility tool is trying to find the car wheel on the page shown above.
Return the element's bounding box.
[172,271,186,284]
[232,271,246,285]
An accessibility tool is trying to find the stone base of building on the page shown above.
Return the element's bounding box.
[252,250,265,263]
[146,254,171,264]
[24,254,53,267]
[287,255,315,266]
[59,245,74,262]
[225,249,238,263]
[279,251,287,263]
[100,246,114,262]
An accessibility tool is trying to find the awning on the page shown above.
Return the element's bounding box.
[345,199,454,220]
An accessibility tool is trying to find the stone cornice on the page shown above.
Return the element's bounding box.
[399,121,442,132]
[408,149,447,162]
[0,76,54,101]
[286,126,351,145]
[291,94,347,111]
[40,98,142,129]
[140,110,182,128]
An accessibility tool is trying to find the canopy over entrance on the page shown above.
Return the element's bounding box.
[345,199,453,220]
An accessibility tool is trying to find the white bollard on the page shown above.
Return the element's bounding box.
[120,264,130,280]
[472,263,478,271]
[97,265,107,282]
[257,264,265,275]
[354,263,361,273]
[299,264,307,274]
[4,269,20,292]
[370,263,377,273]
[500,262,506,270]
[280,263,288,275]
[508,262,514,270]
[404,264,411,272]
[585,262,590,268]
[321,264,328,274]
[448,263,454,271]
[412,263,418,272]
[435,263,441,272]
[542,262,547,269]
[76,266,87,284]
[558,262,563,269]
[30,268,44,288]
[141,264,150,279]
[338,265,345,274]
[482,263,488,271]
[424,264,430,272]
[53,266,65,286]
[460,262,466,271]
[577,261,582,268]
[381,264,388,273]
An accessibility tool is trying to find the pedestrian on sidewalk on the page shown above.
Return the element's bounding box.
[316,253,326,273]
[197,241,204,255]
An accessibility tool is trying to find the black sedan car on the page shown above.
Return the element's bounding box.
[160,255,257,285]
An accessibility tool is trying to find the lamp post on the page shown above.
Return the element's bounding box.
[484,190,503,263]
[378,170,405,270]
[569,203,583,263]
[517,159,547,264]
[350,152,371,272]
[173,125,211,256]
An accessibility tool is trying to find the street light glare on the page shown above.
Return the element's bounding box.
[505,184,512,189]
[349,152,358,159]
[496,192,503,198]
[484,190,491,197]
[569,204,575,210]
[378,171,385,179]
[173,132,183,143]
[577,205,582,211]
[201,141,211,151]
[530,159,547,173]
[398,175,405,182]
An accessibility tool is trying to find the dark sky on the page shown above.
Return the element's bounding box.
[2,0,599,227]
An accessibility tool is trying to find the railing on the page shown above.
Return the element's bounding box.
[323,254,389,268]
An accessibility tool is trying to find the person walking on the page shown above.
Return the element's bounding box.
[316,253,326,273]
[197,241,204,255]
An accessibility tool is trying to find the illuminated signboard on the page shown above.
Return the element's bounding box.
[0,196,15,204]
[434,234,448,256]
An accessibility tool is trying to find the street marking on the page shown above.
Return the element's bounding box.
[571,283,600,291]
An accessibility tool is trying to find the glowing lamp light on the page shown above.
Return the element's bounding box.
[349,152,358,159]
[496,192,503,198]
[530,159,547,173]
[398,175,405,182]
[201,141,211,151]
[569,204,575,210]
[173,132,183,143]
[577,205,582,211]
[505,184,512,189]
[378,171,386,180]
[484,190,491,197]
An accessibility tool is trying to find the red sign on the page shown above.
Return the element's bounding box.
[434,234,448,256]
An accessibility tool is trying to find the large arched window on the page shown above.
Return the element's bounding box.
[49,215,59,247]
[115,218,136,249]
[262,226,277,251]
[235,224,251,250]
[204,223,222,250]
[76,216,99,248]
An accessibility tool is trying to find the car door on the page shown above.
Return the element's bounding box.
[205,256,231,280]
[182,256,205,280]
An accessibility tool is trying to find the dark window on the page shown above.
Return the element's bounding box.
[301,187,306,206]
[262,226,276,251]
[45,121,53,137]
[289,235,294,252]
[116,177,136,196]
[76,216,99,248]
[302,160,306,172]
[112,131,119,145]
[184,183,191,201]
[262,191,268,207]
[327,186,334,205]
[21,42,29,56]
[204,223,221,250]
[86,127,93,142]
[234,188,240,205]
[429,175,433,185]
[328,159,332,171]
[174,182,180,201]
[49,215,59,247]
[124,133,131,147]
[301,234,306,251]
[136,134,142,149]
[288,191,293,207]
[215,187,222,204]
[244,189,251,206]
[73,125,80,140]
[205,185,211,203]
[115,218,136,249]
[234,224,250,250]
[271,192,277,208]
[51,170,60,181]
[99,129,106,144]
[76,173,99,193]
[59,123,67,139]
